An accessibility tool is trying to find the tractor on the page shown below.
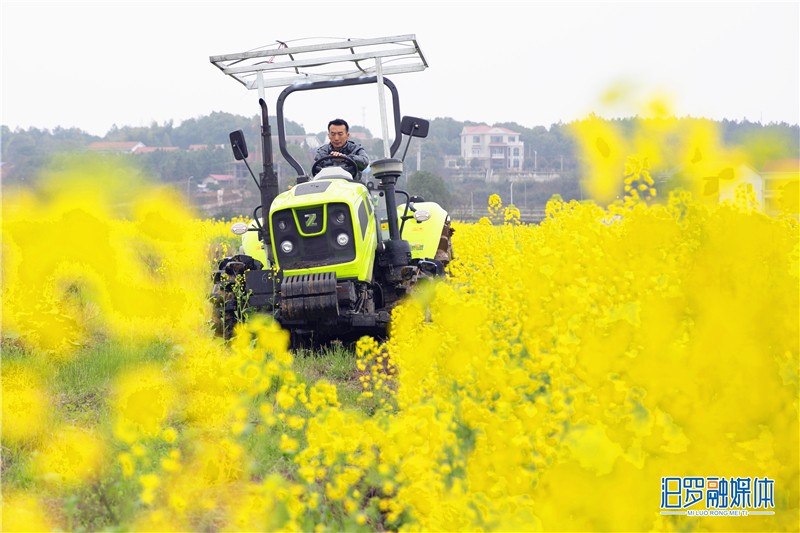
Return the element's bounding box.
[208,35,453,347]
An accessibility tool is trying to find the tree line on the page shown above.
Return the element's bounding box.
[0,113,306,187]
[2,114,797,214]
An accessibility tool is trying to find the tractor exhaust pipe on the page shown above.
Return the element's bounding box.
[371,158,411,268]
[258,98,279,261]
[372,158,403,241]
[225,100,277,262]
[259,98,279,221]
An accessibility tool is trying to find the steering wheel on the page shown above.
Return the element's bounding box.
[311,154,359,179]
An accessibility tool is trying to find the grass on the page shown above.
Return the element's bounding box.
[292,342,363,408]
[1,442,36,490]
[0,332,363,483]
[2,337,178,527]
[48,340,174,426]
[60,475,140,532]
[232,340,367,484]
[51,339,173,395]
[240,422,297,481]
[1,328,370,531]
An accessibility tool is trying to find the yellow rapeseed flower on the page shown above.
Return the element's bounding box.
[34,425,105,487]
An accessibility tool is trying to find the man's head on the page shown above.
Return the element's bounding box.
[327,118,349,150]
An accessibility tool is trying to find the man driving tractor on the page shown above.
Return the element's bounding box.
[314,118,370,176]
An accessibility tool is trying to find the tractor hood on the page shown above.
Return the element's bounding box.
[267,178,377,281]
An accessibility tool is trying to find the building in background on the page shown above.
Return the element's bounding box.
[458,125,525,171]
[760,159,799,217]
[87,141,145,153]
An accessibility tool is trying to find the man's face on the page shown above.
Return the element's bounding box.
[328,125,348,150]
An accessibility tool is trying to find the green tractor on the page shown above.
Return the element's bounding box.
[208,35,454,347]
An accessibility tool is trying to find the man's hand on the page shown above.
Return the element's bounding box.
[330,151,343,157]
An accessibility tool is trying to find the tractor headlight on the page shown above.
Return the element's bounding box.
[414,210,431,222]
[230,221,249,235]
[280,240,294,254]
[336,233,350,247]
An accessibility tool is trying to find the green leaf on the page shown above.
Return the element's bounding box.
[718,167,735,180]
[704,177,719,195]
[595,137,611,158]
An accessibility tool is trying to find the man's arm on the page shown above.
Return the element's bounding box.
[314,143,332,161]
[346,142,370,170]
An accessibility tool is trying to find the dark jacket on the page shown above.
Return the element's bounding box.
[314,139,369,170]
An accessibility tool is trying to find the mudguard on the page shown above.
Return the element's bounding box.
[399,202,449,260]
[241,220,268,266]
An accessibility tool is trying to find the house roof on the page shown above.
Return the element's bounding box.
[134,146,179,153]
[189,144,225,150]
[285,134,323,149]
[208,174,235,182]
[461,125,520,135]
[761,159,800,173]
[87,141,144,152]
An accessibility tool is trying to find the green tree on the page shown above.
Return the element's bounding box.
[349,125,372,137]
[1,125,98,186]
[3,114,797,197]
[407,170,451,209]
[133,148,231,183]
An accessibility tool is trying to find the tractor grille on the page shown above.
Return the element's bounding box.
[272,202,356,270]
[281,272,339,320]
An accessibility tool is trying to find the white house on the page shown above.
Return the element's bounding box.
[460,125,525,170]
[718,165,764,206]
[760,159,799,216]
[286,134,323,151]
[200,174,236,189]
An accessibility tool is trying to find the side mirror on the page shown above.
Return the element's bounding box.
[229,130,249,160]
[400,116,430,139]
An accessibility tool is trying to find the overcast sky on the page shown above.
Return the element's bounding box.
[2,1,798,138]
